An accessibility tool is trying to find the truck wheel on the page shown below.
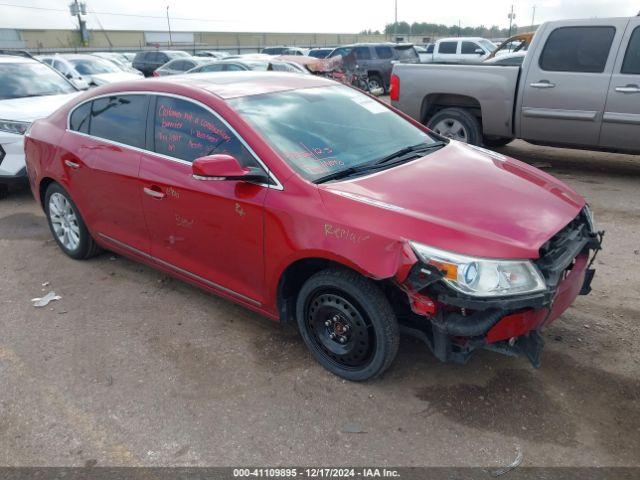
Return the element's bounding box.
[295,268,399,381]
[44,183,101,260]
[368,74,384,93]
[427,108,482,145]
[483,136,513,148]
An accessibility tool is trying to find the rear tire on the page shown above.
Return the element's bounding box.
[427,107,482,145]
[295,268,399,381]
[44,183,101,260]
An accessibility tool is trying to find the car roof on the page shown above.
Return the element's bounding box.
[55,53,106,60]
[438,37,487,42]
[0,55,36,64]
[107,72,336,100]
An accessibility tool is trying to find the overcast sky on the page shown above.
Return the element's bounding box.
[0,0,637,32]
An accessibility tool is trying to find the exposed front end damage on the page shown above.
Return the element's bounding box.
[396,208,604,367]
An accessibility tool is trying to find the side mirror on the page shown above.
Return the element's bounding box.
[192,154,268,183]
[475,49,485,55]
[66,73,73,79]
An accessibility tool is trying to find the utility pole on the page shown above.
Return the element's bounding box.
[531,5,536,30]
[393,0,398,43]
[508,4,516,38]
[166,5,173,48]
[69,1,88,46]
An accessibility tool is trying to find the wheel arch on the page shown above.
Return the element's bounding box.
[276,256,367,325]
[421,93,482,127]
[38,177,56,210]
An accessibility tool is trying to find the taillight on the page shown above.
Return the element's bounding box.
[390,74,400,101]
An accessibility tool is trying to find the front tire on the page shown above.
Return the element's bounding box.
[427,107,482,145]
[44,183,101,260]
[296,268,399,381]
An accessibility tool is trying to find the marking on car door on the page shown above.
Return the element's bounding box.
[235,203,246,217]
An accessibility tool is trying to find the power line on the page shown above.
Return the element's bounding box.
[0,2,228,23]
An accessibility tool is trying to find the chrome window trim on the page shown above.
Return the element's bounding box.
[97,232,261,306]
[65,90,284,190]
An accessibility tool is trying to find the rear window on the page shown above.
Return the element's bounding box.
[375,46,394,59]
[438,41,457,54]
[88,95,148,148]
[394,46,418,60]
[539,26,615,73]
[622,27,640,74]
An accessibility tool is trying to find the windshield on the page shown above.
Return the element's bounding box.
[230,85,439,182]
[168,51,190,59]
[69,58,120,75]
[479,40,497,52]
[0,61,76,100]
[395,46,418,59]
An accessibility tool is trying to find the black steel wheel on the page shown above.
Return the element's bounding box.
[296,268,399,381]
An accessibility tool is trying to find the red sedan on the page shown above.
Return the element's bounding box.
[24,72,602,381]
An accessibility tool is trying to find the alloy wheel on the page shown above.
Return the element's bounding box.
[432,118,469,142]
[48,192,81,251]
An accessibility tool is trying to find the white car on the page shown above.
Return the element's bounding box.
[91,52,144,76]
[431,37,497,64]
[0,54,80,197]
[38,54,142,87]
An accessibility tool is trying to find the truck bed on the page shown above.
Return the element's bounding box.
[391,63,520,138]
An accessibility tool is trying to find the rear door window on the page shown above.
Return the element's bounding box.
[438,41,458,54]
[152,95,259,168]
[375,46,393,59]
[354,47,372,60]
[88,95,148,148]
[621,26,640,74]
[69,102,91,134]
[539,26,615,73]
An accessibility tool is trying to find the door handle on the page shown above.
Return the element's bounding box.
[615,85,640,94]
[143,186,166,199]
[530,81,556,89]
[64,159,80,169]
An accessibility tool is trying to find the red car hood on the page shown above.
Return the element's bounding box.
[319,142,585,259]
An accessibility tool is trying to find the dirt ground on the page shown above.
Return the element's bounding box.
[0,140,639,468]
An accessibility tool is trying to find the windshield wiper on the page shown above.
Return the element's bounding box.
[372,141,446,166]
[313,141,447,184]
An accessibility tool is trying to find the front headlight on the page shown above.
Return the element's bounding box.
[0,119,31,135]
[583,204,596,232]
[410,242,546,297]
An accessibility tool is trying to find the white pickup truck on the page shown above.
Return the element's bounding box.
[391,16,640,153]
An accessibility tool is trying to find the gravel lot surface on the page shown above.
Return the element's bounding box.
[0,140,638,467]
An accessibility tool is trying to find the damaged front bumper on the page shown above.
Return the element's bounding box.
[399,209,604,368]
